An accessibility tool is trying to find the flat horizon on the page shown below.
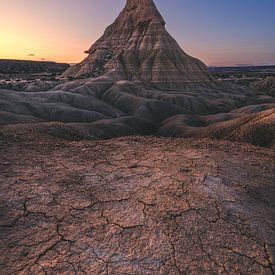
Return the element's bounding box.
[1,58,275,68]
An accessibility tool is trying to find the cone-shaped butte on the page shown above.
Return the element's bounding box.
[63,0,216,90]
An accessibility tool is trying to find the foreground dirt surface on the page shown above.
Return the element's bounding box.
[0,134,274,274]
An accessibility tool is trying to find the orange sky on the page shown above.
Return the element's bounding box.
[0,14,88,63]
[1,0,274,66]
[0,0,95,63]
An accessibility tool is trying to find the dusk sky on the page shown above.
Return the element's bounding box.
[1,0,274,66]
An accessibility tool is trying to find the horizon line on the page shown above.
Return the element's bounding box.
[1,58,275,68]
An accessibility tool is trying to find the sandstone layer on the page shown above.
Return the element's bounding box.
[63,0,219,90]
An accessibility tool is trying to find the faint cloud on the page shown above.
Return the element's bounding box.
[28,53,35,56]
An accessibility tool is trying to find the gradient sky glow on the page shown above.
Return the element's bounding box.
[1,0,274,66]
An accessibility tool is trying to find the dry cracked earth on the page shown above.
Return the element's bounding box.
[0,132,274,274]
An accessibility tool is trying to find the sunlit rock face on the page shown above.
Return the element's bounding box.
[63,0,215,90]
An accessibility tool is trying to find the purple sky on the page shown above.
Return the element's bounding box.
[1,0,274,65]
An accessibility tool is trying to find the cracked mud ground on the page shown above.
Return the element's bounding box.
[0,132,274,274]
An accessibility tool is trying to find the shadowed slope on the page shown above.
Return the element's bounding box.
[158,108,275,147]
[251,76,275,96]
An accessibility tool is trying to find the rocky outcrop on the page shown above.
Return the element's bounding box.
[63,0,217,90]
[0,59,70,75]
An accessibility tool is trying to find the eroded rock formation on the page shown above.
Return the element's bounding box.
[0,1,275,272]
[0,0,274,147]
[63,0,217,90]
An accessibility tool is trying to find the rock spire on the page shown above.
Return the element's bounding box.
[63,0,215,90]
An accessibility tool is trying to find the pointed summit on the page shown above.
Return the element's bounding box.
[63,0,215,90]
[123,0,165,25]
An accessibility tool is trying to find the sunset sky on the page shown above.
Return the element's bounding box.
[1,0,274,66]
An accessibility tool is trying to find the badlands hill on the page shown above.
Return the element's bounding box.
[63,0,216,90]
[0,59,70,75]
[251,76,275,96]
[0,0,274,147]
[0,1,274,273]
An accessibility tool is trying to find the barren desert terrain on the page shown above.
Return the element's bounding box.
[0,0,274,274]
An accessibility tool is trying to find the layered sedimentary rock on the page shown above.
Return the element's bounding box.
[0,0,274,147]
[0,2,275,272]
[63,0,216,90]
